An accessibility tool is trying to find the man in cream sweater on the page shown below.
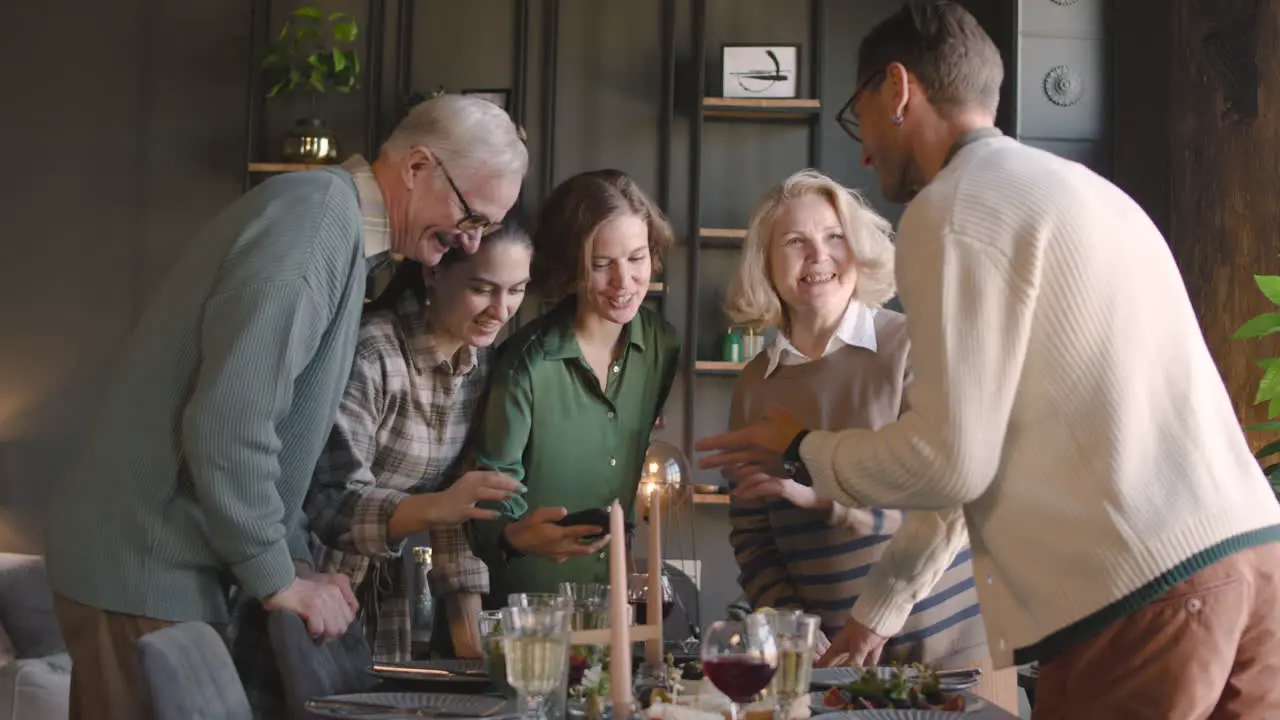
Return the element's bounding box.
[697,1,1280,717]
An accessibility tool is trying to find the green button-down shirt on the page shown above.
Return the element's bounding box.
[469,297,680,602]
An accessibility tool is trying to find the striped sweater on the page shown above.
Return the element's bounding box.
[45,168,374,624]
[729,310,988,667]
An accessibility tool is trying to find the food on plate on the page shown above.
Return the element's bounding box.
[820,664,967,712]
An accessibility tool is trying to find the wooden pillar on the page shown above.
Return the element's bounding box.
[1113,0,1280,439]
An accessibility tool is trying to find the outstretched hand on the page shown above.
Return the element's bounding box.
[730,465,830,511]
[695,405,808,476]
[816,618,888,668]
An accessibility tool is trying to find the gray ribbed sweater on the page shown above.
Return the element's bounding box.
[45,168,370,623]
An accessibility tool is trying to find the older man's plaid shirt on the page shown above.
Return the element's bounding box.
[305,288,493,661]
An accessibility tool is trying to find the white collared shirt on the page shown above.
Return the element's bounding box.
[341,154,392,258]
[762,300,879,378]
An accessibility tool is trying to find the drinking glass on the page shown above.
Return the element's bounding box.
[764,610,820,713]
[559,582,610,631]
[625,572,674,625]
[501,605,572,720]
[559,582,609,686]
[477,610,514,698]
[700,614,778,720]
[508,592,572,610]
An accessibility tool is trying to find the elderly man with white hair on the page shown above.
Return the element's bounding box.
[43,95,528,720]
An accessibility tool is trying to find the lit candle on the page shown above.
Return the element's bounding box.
[609,500,633,714]
[645,488,663,667]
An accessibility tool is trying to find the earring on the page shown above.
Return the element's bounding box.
[891,112,905,126]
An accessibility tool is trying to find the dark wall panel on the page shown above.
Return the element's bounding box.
[553,0,663,195]
[1,0,252,547]
[406,1,517,100]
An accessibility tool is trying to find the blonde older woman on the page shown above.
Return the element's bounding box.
[722,169,1017,711]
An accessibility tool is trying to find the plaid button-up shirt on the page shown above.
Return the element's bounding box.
[303,285,494,662]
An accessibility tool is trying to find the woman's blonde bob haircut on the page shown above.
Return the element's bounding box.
[724,169,896,330]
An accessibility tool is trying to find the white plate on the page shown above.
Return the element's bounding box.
[810,667,979,692]
[809,690,984,716]
[819,707,977,712]
[306,691,509,718]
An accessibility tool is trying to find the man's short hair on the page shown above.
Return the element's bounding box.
[857,0,1003,116]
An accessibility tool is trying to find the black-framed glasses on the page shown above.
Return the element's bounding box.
[436,156,501,237]
[836,69,885,143]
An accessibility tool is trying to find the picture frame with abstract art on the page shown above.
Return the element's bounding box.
[721,44,800,99]
[462,88,511,111]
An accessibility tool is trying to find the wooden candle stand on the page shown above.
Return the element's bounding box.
[570,494,666,714]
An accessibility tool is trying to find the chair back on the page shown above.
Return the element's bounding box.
[136,622,251,720]
[267,610,377,719]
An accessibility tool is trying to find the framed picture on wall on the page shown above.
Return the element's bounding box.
[462,88,511,110]
[721,44,800,99]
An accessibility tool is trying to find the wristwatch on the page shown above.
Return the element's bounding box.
[781,429,812,484]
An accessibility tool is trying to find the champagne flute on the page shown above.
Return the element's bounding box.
[701,614,778,720]
[764,610,820,714]
[501,605,571,720]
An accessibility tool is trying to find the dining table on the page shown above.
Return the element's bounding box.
[305,659,1024,719]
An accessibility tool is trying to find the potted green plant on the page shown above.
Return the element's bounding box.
[1232,255,1280,497]
[260,6,360,164]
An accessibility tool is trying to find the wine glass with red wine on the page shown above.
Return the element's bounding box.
[626,572,674,624]
[700,614,778,720]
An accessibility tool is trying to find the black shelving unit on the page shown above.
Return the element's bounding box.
[680,0,827,464]
[241,0,391,191]
[241,0,535,192]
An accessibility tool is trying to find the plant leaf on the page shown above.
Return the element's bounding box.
[332,48,347,73]
[333,21,358,42]
[310,69,326,93]
[1234,312,1280,339]
[292,6,323,19]
[306,52,325,69]
[1248,420,1280,432]
[1257,363,1280,407]
[277,21,291,40]
[1257,275,1280,305]
[1257,439,1280,461]
[328,11,346,21]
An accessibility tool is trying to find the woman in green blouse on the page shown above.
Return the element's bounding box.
[469,169,681,600]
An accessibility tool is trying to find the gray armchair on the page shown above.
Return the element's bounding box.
[136,622,251,720]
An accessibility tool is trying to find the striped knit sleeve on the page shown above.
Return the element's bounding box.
[727,382,802,610]
[849,508,970,635]
[182,279,329,600]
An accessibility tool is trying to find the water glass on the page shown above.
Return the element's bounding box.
[508,592,572,610]
[559,582,610,630]
[559,583,609,686]
[500,605,572,720]
[765,610,820,711]
[477,610,514,698]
